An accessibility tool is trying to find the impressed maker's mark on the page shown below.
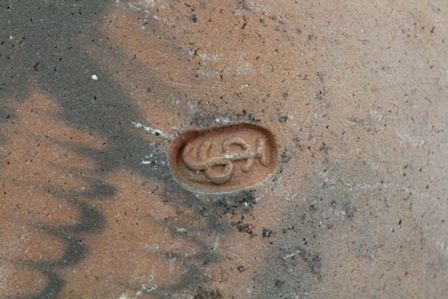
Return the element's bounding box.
[168,124,277,193]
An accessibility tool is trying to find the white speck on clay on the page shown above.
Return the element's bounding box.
[132,121,173,139]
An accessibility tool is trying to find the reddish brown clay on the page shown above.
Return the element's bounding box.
[169,124,278,193]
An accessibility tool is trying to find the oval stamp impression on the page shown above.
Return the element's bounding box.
[168,124,278,193]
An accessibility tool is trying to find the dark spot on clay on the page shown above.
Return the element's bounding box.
[231,217,256,237]
[319,142,329,154]
[315,90,326,100]
[33,62,41,71]
[262,228,273,238]
[247,113,261,123]
[275,279,285,287]
[282,225,296,233]
[279,116,288,123]
[281,149,290,163]
[0,106,16,123]
[212,189,257,216]
[293,137,302,149]
[194,287,222,299]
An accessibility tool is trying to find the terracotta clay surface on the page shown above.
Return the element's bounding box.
[169,124,277,193]
[1,0,448,298]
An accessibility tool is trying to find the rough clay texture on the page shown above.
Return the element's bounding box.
[1,0,447,298]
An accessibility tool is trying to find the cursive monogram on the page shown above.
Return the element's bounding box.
[182,137,269,184]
